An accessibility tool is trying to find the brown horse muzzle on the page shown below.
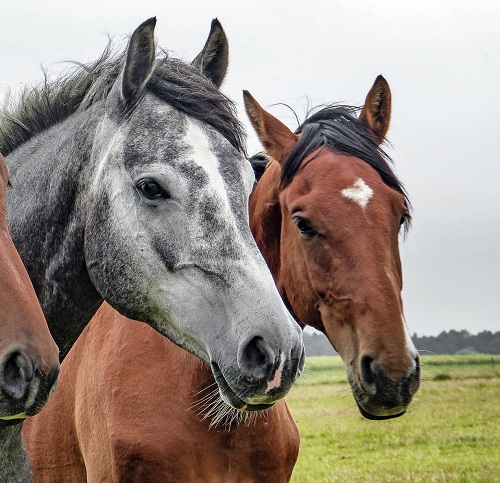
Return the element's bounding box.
[352,353,421,419]
[0,347,60,423]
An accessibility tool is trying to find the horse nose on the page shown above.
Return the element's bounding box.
[359,355,378,396]
[0,349,34,400]
[359,353,420,398]
[237,333,305,386]
[0,348,60,404]
[238,336,276,381]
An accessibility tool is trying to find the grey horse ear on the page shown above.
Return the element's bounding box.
[192,19,229,87]
[121,17,157,104]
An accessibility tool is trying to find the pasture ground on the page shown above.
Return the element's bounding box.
[287,355,500,482]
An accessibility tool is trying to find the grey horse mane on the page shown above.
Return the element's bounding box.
[0,42,246,155]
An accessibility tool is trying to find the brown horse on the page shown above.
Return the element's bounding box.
[245,75,420,419]
[24,303,299,482]
[0,153,59,481]
[24,76,419,481]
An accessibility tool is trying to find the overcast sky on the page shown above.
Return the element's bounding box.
[1,0,499,337]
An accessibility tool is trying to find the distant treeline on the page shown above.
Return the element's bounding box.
[304,329,500,357]
[412,330,500,355]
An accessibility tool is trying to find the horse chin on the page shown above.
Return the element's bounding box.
[0,373,58,428]
[210,362,275,412]
[224,394,275,413]
[355,400,406,420]
[0,416,27,427]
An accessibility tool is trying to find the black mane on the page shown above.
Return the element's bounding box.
[248,152,270,183]
[0,43,245,155]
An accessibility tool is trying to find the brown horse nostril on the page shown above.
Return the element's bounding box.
[360,355,377,394]
[0,351,34,400]
[239,336,276,381]
[409,355,421,396]
[414,355,421,377]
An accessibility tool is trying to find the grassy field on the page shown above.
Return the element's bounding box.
[286,355,500,482]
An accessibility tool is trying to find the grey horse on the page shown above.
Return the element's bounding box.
[1,18,304,417]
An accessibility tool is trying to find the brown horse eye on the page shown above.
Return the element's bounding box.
[292,216,316,238]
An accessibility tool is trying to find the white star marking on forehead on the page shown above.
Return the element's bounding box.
[341,178,373,208]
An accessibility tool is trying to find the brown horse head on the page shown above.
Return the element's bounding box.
[0,154,59,424]
[245,76,420,419]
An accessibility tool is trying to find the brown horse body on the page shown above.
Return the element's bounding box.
[24,303,299,483]
[25,77,420,481]
[0,153,59,481]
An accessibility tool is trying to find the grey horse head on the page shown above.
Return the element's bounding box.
[3,18,304,410]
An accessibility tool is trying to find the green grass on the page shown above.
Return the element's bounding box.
[287,355,500,482]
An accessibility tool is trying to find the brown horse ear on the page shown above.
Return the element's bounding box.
[192,19,229,87]
[359,75,392,145]
[121,17,157,105]
[243,91,298,164]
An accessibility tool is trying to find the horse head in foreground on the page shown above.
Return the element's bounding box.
[0,153,59,481]
[246,76,420,419]
[0,155,59,423]
[2,18,303,411]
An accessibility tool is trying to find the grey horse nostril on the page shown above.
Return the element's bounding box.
[239,336,275,381]
[0,351,34,400]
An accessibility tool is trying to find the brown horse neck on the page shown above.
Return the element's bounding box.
[249,161,282,280]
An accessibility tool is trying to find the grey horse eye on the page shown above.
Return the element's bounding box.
[137,178,169,200]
